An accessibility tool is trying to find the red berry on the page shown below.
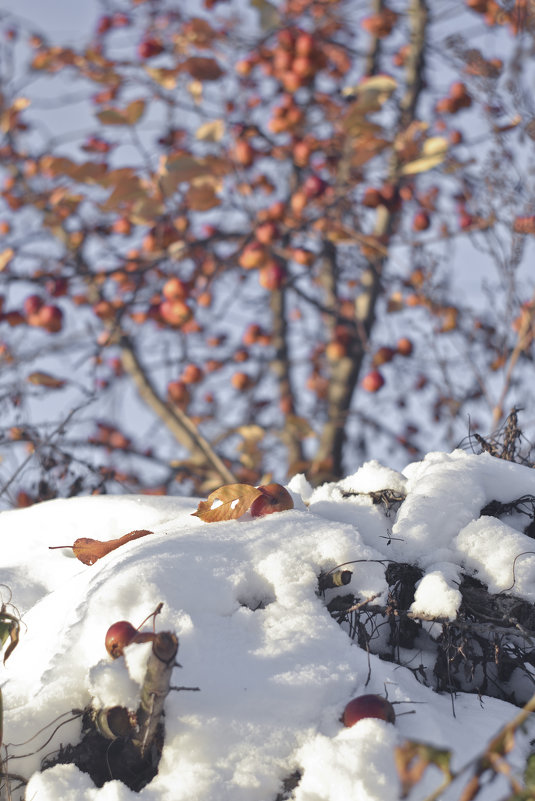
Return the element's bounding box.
[342,694,396,727]
[361,369,385,392]
[105,620,156,659]
[397,337,413,357]
[138,38,164,60]
[250,483,294,517]
[105,621,137,659]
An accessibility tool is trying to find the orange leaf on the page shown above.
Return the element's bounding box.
[49,529,155,565]
[26,371,66,389]
[192,483,263,523]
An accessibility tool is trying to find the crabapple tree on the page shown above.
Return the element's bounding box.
[0,0,534,505]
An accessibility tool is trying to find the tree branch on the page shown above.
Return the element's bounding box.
[120,336,237,487]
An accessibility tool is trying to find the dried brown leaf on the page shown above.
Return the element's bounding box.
[395,740,452,798]
[125,99,146,125]
[196,119,225,142]
[186,183,220,211]
[26,371,66,389]
[183,56,223,82]
[192,483,262,522]
[50,529,155,565]
[145,66,179,89]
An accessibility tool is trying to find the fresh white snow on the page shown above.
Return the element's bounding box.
[1,449,535,800]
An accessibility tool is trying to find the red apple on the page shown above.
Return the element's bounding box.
[231,371,252,391]
[303,174,327,199]
[361,369,385,392]
[250,483,294,517]
[38,304,63,333]
[372,346,395,366]
[342,694,396,727]
[24,294,44,317]
[160,299,192,327]
[397,337,413,356]
[259,261,286,291]
[138,38,164,60]
[163,277,189,300]
[412,210,430,231]
[105,620,156,659]
[233,140,255,167]
[295,31,314,57]
[96,15,112,35]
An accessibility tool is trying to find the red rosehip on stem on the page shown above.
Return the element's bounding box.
[342,694,396,727]
[105,620,156,659]
[250,483,294,517]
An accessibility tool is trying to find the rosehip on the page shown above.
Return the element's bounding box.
[250,483,294,517]
[342,694,396,727]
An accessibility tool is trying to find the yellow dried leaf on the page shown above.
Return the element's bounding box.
[0,248,14,271]
[343,75,397,97]
[188,80,203,104]
[13,97,30,112]
[145,66,179,90]
[401,136,449,175]
[237,424,265,441]
[192,483,263,523]
[196,119,225,142]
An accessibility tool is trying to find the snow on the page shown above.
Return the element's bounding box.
[1,449,535,800]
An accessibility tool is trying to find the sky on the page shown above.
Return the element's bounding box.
[1,0,97,42]
[2,448,535,800]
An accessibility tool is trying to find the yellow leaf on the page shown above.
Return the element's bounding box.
[192,483,263,523]
[401,136,449,175]
[0,248,14,271]
[145,66,179,90]
[167,240,187,260]
[196,119,225,142]
[13,97,30,112]
[343,74,397,97]
[188,80,203,104]
[237,424,265,441]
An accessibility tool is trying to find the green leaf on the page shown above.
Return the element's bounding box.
[0,620,11,649]
[525,753,535,790]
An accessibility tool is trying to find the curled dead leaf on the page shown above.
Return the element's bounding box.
[49,529,155,565]
[192,483,263,522]
[26,371,66,389]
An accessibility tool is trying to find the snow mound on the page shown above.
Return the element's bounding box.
[1,450,534,800]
